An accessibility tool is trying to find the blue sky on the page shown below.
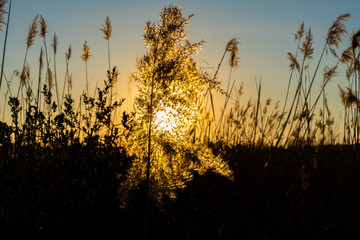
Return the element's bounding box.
[1,0,360,124]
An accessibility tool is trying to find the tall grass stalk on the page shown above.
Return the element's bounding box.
[215,38,240,140]
[61,45,72,106]
[51,32,60,112]
[205,41,227,123]
[17,15,38,100]
[2,70,16,121]
[252,78,261,147]
[81,40,92,96]
[0,0,10,92]
[100,16,113,104]
[36,47,44,108]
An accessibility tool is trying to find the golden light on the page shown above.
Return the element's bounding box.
[153,106,179,134]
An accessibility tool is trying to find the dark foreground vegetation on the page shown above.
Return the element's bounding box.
[1,144,360,239]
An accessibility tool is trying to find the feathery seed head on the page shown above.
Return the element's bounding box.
[323,65,338,84]
[339,85,358,107]
[47,68,53,89]
[100,16,112,40]
[301,28,314,60]
[0,0,8,32]
[20,64,30,86]
[81,40,92,62]
[293,22,305,41]
[226,38,240,69]
[327,13,351,49]
[351,29,360,53]
[26,15,39,48]
[65,45,72,60]
[39,15,47,38]
[340,46,353,64]
[287,52,300,72]
[110,66,119,86]
[51,32,58,55]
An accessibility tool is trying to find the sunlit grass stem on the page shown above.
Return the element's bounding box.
[36,47,43,108]
[61,45,72,107]
[252,78,261,147]
[51,32,60,112]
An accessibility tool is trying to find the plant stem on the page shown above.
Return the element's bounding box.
[0,0,11,92]
[54,50,60,112]
[37,47,43,109]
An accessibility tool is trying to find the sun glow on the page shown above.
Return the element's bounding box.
[153,106,179,134]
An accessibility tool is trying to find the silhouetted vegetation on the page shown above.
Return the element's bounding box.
[0,3,360,239]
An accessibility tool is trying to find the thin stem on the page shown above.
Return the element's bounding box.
[85,61,89,96]
[0,0,11,92]
[205,48,227,125]
[252,78,261,148]
[54,51,60,112]
[37,47,43,109]
[322,89,325,145]
[61,58,69,108]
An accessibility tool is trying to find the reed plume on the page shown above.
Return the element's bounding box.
[20,64,29,87]
[293,22,305,42]
[39,15,50,74]
[100,16,112,40]
[110,66,119,87]
[47,68,53,89]
[81,40,92,95]
[81,40,92,62]
[51,32,58,54]
[0,0,7,31]
[26,15,39,48]
[39,15,47,38]
[226,38,240,69]
[341,46,353,64]
[300,28,314,60]
[339,85,358,107]
[351,29,360,53]
[65,44,72,60]
[323,65,338,84]
[287,52,300,72]
[327,13,351,49]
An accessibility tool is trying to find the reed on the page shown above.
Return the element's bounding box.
[61,44,72,106]
[51,32,60,112]
[81,40,92,96]
[0,0,10,92]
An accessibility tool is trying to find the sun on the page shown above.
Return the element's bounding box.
[153,106,179,134]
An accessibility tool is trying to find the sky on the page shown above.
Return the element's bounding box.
[1,0,360,125]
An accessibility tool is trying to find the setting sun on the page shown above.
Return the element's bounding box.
[153,107,178,133]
